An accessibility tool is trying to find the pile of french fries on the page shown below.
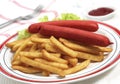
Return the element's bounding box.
[6,33,112,77]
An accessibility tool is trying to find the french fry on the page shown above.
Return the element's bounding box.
[77,51,104,62]
[12,65,42,74]
[31,33,48,38]
[35,58,69,69]
[12,42,23,52]
[50,53,61,58]
[12,38,30,60]
[42,50,68,64]
[30,43,37,52]
[6,39,25,48]
[59,38,101,54]
[7,39,33,52]
[19,51,42,58]
[12,38,31,65]
[63,56,78,67]
[11,41,33,52]
[19,51,61,58]
[94,46,112,52]
[12,57,21,65]
[63,60,90,75]
[44,43,58,53]
[20,56,65,77]
[49,53,61,58]
[31,36,50,44]
[50,36,78,57]
[41,71,50,76]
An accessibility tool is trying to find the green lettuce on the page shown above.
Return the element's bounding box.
[56,13,80,20]
[38,13,81,22]
[38,15,49,22]
[17,29,31,40]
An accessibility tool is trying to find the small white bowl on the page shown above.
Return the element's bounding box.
[84,6,116,21]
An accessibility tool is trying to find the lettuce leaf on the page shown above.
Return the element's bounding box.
[58,13,80,20]
[38,15,49,22]
[17,29,31,40]
[38,13,81,22]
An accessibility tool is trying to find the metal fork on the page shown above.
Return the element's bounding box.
[0,5,43,29]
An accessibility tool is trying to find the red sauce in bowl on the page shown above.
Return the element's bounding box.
[88,7,114,16]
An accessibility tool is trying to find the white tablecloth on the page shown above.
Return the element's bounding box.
[0,0,120,84]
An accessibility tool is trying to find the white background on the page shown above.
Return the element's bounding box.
[0,0,120,84]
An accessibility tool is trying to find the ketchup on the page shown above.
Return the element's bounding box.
[88,7,114,16]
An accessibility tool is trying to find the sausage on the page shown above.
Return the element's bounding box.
[39,24,112,47]
[28,20,98,33]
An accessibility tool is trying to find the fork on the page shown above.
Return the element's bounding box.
[0,5,43,29]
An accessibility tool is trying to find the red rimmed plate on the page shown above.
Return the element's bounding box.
[0,21,120,84]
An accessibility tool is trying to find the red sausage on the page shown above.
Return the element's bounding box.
[28,20,98,33]
[39,24,112,47]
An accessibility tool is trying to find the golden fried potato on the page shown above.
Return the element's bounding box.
[20,56,65,77]
[50,36,78,57]
[63,60,90,75]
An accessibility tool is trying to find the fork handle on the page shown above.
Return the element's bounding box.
[0,16,22,29]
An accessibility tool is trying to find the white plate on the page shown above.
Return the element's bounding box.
[0,21,120,84]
